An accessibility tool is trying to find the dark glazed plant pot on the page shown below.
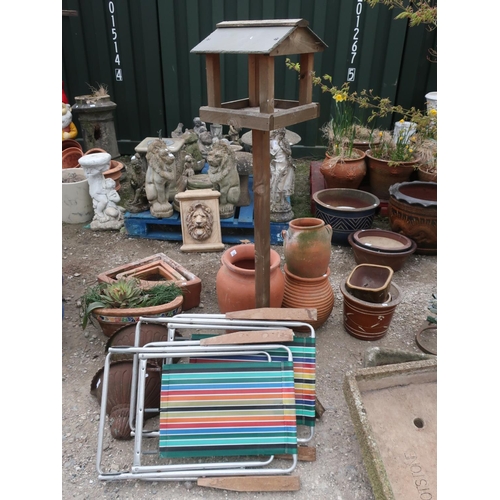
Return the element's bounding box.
[348,232,417,272]
[346,264,394,303]
[340,281,402,340]
[388,181,437,255]
[312,188,380,245]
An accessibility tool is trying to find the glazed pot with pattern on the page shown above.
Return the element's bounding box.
[340,280,402,340]
[282,217,332,279]
[90,295,184,338]
[388,181,437,255]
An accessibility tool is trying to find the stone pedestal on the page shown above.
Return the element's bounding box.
[72,95,120,158]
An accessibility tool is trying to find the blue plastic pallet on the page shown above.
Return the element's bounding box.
[124,177,288,245]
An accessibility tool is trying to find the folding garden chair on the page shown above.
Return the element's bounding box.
[127,311,317,452]
[96,336,301,490]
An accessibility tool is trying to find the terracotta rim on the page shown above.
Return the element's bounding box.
[92,294,184,317]
[352,229,414,253]
[340,280,402,308]
[348,233,417,257]
[222,244,281,276]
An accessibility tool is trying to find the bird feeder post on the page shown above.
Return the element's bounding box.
[191,19,327,308]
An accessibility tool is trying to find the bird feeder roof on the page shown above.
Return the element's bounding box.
[191,19,327,56]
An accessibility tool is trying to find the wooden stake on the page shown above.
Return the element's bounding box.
[199,329,294,345]
[198,475,300,492]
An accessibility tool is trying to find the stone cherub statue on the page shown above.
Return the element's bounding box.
[269,127,295,222]
[125,153,149,213]
[207,140,240,219]
[78,152,125,230]
[145,138,177,218]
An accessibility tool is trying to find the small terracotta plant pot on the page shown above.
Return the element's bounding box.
[340,281,402,340]
[62,139,83,152]
[346,264,394,303]
[62,147,83,169]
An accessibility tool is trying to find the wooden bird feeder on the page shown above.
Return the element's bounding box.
[191,19,327,307]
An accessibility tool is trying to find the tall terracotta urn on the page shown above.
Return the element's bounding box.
[281,265,334,330]
[320,149,367,189]
[216,244,285,313]
[282,217,332,279]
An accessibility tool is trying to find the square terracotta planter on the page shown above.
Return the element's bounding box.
[97,253,201,310]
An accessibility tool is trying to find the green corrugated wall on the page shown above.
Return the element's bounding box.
[62,0,437,156]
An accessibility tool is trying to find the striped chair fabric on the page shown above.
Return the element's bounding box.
[189,335,316,427]
[159,361,297,459]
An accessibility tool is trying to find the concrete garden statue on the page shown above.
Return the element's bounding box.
[78,152,125,230]
[270,128,295,222]
[207,140,240,219]
[145,138,177,218]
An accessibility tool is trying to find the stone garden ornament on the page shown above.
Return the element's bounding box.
[270,128,295,222]
[78,152,125,230]
[207,140,241,219]
[145,138,177,218]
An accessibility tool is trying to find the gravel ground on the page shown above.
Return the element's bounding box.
[62,208,437,499]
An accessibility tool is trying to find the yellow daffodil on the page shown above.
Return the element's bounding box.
[429,109,437,117]
[399,119,405,123]
[334,92,347,102]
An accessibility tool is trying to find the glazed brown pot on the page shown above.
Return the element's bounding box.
[91,295,184,337]
[346,264,394,303]
[320,149,367,189]
[216,244,285,313]
[90,360,161,440]
[282,217,332,279]
[281,264,334,331]
[340,281,402,340]
[366,150,419,200]
[388,181,437,255]
[347,232,417,272]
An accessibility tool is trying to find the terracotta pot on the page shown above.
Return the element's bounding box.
[91,295,184,337]
[216,243,285,313]
[312,188,380,245]
[352,228,414,253]
[62,139,83,152]
[353,140,380,153]
[320,149,367,189]
[366,150,419,200]
[347,232,417,272]
[62,147,83,169]
[84,147,107,155]
[90,360,161,440]
[104,159,125,191]
[340,281,402,340]
[281,264,334,331]
[282,217,332,279]
[417,165,437,183]
[388,181,437,255]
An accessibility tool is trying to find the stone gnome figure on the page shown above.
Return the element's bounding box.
[145,138,177,218]
[207,140,241,219]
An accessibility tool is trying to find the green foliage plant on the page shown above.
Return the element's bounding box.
[81,278,183,329]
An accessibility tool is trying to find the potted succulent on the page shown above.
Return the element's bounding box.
[81,278,184,337]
